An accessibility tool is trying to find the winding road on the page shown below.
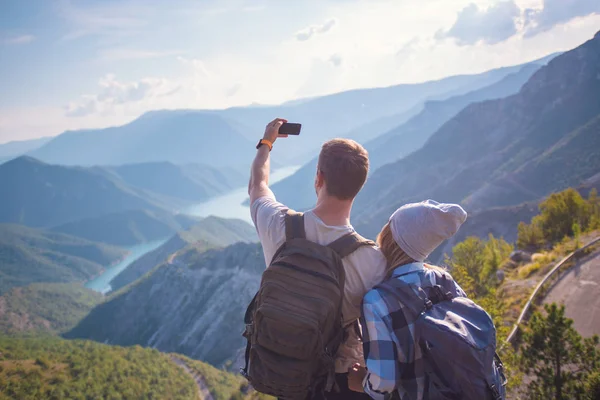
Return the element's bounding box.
[543,249,600,337]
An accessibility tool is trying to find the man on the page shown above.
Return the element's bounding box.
[248,118,388,399]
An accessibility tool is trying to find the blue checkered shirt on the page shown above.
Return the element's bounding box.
[360,262,467,400]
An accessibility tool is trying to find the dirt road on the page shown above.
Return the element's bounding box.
[170,355,215,400]
[543,249,600,337]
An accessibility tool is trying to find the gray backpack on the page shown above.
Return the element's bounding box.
[242,211,374,400]
[375,269,507,400]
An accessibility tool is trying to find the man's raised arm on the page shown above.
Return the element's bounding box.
[248,118,287,205]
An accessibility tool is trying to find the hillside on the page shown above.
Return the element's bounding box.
[268,61,549,211]
[0,156,165,228]
[30,113,255,169]
[100,161,246,202]
[51,209,200,247]
[0,335,198,400]
[365,62,543,171]
[0,224,126,295]
[354,30,600,239]
[0,283,104,334]
[110,216,257,291]
[66,242,265,368]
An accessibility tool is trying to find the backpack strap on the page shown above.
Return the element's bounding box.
[285,210,306,240]
[328,232,376,258]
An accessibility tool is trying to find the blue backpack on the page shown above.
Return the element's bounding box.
[374,269,507,400]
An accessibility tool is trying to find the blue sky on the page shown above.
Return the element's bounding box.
[1,0,599,143]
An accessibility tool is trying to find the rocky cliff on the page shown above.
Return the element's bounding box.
[66,242,265,367]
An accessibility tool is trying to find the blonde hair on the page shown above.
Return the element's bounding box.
[318,139,369,200]
[377,223,446,277]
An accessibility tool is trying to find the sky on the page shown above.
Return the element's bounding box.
[0,0,599,144]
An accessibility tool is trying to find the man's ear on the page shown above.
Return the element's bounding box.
[315,169,325,189]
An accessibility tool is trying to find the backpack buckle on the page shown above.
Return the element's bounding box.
[424,299,433,310]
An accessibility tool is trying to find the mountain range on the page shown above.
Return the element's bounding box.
[353,30,600,240]
[0,156,242,229]
[267,56,555,211]
[14,55,557,173]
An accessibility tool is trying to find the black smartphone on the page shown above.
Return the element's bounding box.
[279,122,302,135]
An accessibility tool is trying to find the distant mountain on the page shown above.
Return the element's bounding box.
[29,113,255,168]
[51,209,200,247]
[0,224,126,295]
[0,156,167,227]
[110,216,257,291]
[0,156,243,229]
[0,283,104,334]
[353,31,600,240]
[365,63,544,171]
[266,61,548,212]
[0,136,51,164]
[67,242,265,368]
[100,161,246,202]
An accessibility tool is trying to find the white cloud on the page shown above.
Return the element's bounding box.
[524,0,600,37]
[66,74,177,117]
[436,1,521,45]
[2,35,35,45]
[295,18,338,41]
[438,0,600,46]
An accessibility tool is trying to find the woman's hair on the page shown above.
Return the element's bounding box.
[377,222,445,276]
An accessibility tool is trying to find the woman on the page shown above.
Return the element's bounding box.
[347,200,469,399]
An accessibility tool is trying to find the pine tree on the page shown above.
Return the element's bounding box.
[521,303,600,399]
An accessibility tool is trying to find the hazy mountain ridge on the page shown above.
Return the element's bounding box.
[0,224,126,295]
[30,113,255,169]
[268,60,550,211]
[100,161,246,202]
[67,242,265,368]
[109,216,257,291]
[51,209,200,247]
[24,57,557,171]
[0,137,51,163]
[365,62,545,172]
[353,31,600,240]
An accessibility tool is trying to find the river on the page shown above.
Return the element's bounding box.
[85,238,169,294]
[185,165,301,223]
[85,166,300,293]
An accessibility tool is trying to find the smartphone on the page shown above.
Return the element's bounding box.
[279,122,302,135]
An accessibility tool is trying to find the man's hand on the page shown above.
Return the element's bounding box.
[348,363,367,393]
[263,118,288,144]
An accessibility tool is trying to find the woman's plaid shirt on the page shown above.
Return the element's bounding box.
[360,262,466,400]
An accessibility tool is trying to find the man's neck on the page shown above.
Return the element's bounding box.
[312,196,353,227]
